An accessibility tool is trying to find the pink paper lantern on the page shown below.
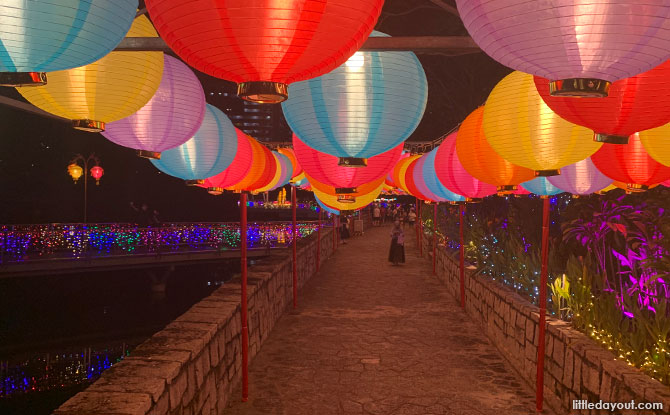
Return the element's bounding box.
[411,153,446,203]
[102,55,206,158]
[293,134,402,192]
[547,157,613,195]
[456,1,670,97]
[434,132,496,200]
[201,130,253,192]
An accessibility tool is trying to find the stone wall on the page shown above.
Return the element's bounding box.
[422,235,670,415]
[54,226,337,415]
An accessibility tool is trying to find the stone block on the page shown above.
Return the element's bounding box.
[54,391,152,415]
[553,337,565,367]
[563,348,574,389]
[582,363,600,395]
[573,359,582,392]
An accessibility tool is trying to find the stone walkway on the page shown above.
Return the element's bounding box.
[225,224,552,415]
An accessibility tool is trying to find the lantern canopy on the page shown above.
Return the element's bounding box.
[151,104,238,181]
[146,0,383,103]
[16,15,164,132]
[201,130,254,191]
[421,148,465,203]
[293,134,402,193]
[435,132,496,201]
[591,133,670,192]
[547,158,612,195]
[456,107,535,193]
[521,178,563,197]
[534,60,670,144]
[0,0,138,86]
[456,1,670,97]
[639,123,670,167]
[102,55,206,159]
[482,71,601,176]
[282,31,428,165]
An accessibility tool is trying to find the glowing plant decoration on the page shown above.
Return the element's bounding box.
[547,158,612,195]
[146,0,383,103]
[282,31,428,163]
[16,15,164,132]
[0,0,137,86]
[482,71,601,176]
[151,104,238,181]
[102,55,206,158]
[521,177,563,197]
[456,1,670,97]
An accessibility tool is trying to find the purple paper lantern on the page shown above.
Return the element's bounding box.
[547,157,613,195]
[102,55,206,158]
[455,1,670,97]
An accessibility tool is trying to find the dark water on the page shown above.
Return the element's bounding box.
[0,259,247,414]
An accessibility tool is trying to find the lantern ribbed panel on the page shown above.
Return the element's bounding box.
[282,31,427,159]
[456,1,670,82]
[412,154,443,202]
[591,133,670,187]
[277,148,302,178]
[482,72,601,173]
[273,152,294,190]
[422,148,465,203]
[145,0,382,84]
[0,0,137,73]
[244,143,277,191]
[16,16,163,123]
[639,123,670,166]
[150,104,238,180]
[534,60,670,140]
[404,157,431,201]
[102,55,206,153]
[255,152,283,192]
[293,134,402,189]
[435,132,496,199]
[315,196,340,215]
[227,138,267,191]
[547,157,612,195]
[521,177,563,196]
[392,155,422,195]
[456,107,535,188]
[309,174,384,211]
[202,130,253,189]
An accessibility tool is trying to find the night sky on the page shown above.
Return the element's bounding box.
[0,0,512,224]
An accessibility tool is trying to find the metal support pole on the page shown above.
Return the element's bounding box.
[292,186,297,309]
[336,215,340,247]
[415,198,420,247]
[317,209,321,272]
[83,160,88,223]
[433,203,437,275]
[332,214,337,253]
[240,192,249,402]
[459,203,465,309]
[536,197,550,412]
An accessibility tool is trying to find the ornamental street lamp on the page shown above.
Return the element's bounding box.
[67,153,104,223]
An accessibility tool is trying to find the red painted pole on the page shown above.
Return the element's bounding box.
[332,214,337,253]
[316,209,321,272]
[240,192,249,402]
[536,197,550,412]
[292,186,297,309]
[459,203,465,309]
[418,200,423,257]
[433,202,437,274]
[336,214,340,246]
[415,198,420,246]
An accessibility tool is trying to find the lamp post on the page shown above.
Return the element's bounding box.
[67,153,104,223]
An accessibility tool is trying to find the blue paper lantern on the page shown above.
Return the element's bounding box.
[281,31,427,166]
[422,148,465,203]
[521,177,563,197]
[151,104,237,181]
[0,0,138,86]
[272,153,293,190]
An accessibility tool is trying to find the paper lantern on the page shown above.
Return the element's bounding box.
[404,158,430,201]
[456,1,670,97]
[309,175,384,210]
[412,153,443,202]
[17,15,163,132]
[591,133,670,191]
[547,158,612,195]
[67,163,83,183]
[639,123,670,166]
[254,153,283,193]
[521,178,563,197]
[534,60,670,144]
[421,148,465,203]
[392,155,422,195]
[201,130,253,193]
[483,71,601,176]
[456,107,535,193]
[0,0,137,86]
[151,104,237,182]
[282,31,427,164]
[273,152,294,190]
[277,148,302,178]
[227,138,277,192]
[435,132,496,200]
[293,134,402,193]
[146,0,383,103]
[102,55,206,158]
[90,166,104,185]
[315,196,340,215]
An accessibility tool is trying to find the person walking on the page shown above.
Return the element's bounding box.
[388,220,405,265]
[408,207,417,229]
[373,204,381,226]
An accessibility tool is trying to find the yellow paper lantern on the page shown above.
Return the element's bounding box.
[17,15,163,132]
[254,153,282,193]
[309,175,385,211]
[391,154,421,195]
[67,163,83,183]
[639,123,670,166]
[482,71,601,176]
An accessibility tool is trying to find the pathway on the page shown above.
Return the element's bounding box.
[225,224,551,415]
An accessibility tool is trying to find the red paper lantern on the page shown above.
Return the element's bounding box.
[404,157,430,201]
[293,134,402,193]
[201,130,253,193]
[90,165,104,185]
[534,61,670,144]
[591,133,670,191]
[146,0,383,103]
[226,137,275,192]
[246,143,277,191]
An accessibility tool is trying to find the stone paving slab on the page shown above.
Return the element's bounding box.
[225,225,553,415]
